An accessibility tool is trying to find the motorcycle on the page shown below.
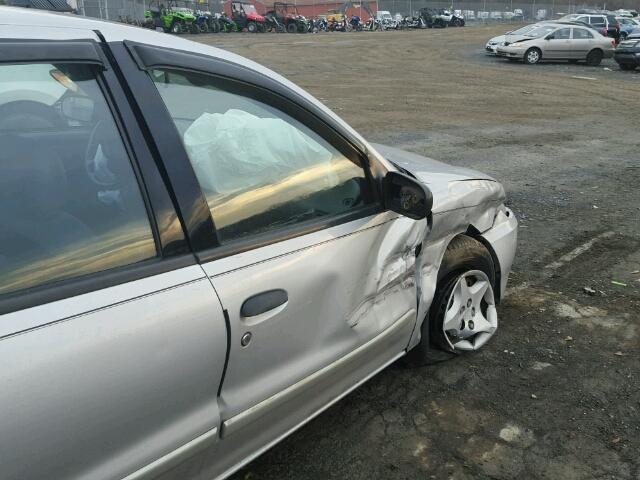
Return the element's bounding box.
[349,14,362,31]
[264,12,285,32]
[218,12,239,32]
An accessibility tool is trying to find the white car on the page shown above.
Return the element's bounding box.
[1,6,518,480]
[486,23,541,54]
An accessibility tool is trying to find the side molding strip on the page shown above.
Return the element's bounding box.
[221,309,414,437]
[121,427,218,480]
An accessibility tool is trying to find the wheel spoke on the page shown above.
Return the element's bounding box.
[443,292,462,331]
[469,279,490,307]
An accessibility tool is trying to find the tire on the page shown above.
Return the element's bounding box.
[406,236,496,365]
[170,20,181,34]
[619,63,637,71]
[286,22,296,33]
[586,48,603,66]
[524,47,541,64]
[247,21,257,33]
[190,23,199,34]
[199,22,209,33]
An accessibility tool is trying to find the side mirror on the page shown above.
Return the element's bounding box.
[382,171,433,220]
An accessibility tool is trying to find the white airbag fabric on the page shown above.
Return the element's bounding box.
[183,109,332,193]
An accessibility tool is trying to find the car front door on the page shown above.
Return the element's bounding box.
[113,43,426,478]
[545,27,573,59]
[0,36,228,480]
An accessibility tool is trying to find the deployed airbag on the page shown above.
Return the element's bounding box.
[183,109,333,194]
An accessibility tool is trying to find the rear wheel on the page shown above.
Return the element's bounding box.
[586,48,603,66]
[170,20,182,34]
[199,21,209,33]
[286,22,296,33]
[406,236,497,365]
[524,47,541,64]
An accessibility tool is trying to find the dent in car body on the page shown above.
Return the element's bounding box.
[370,144,517,350]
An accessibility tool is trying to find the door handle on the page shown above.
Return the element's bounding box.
[240,289,288,317]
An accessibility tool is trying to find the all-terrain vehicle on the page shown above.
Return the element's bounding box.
[218,12,239,32]
[266,2,308,33]
[144,1,197,33]
[230,1,266,32]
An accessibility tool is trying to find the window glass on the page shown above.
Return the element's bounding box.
[554,28,571,39]
[590,17,605,26]
[0,63,156,296]
[573,28,593,39]
[151,69,372,244]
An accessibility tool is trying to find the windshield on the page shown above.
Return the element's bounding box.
[243,4,258,14]
[523,25,556,37]
[510,24,537,35]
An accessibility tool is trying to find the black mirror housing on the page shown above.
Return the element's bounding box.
[382,171,433,220]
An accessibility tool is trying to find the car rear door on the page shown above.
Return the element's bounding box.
[571,27,595,58]
[0,32,227,480]
[113,41,426,478]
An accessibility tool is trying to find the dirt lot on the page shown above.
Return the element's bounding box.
[195,25,640,479]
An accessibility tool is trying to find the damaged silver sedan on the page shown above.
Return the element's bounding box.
[0,8,517,480]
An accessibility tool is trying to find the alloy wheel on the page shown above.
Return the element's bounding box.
[441,270,497,351]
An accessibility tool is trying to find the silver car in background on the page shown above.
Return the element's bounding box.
[496,23,615,64]
[485,23,545,54]
[0,7,517,480]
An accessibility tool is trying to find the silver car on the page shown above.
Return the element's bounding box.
[0,7,517,480]
[496,23,615,65]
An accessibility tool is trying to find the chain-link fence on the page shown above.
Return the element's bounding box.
[377,0,615,20]
[7,0,632,26]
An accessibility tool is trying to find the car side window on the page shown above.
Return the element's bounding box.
[0,63,157,296]
[554,28,571,39]
[150,69,373,244]
[590,17,605,26]
[577,16,588,22]
[573,28,593,39]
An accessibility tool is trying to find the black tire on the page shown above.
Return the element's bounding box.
[247,21,257,33]
[286,22,296,33]
[524,47,542,64]
[170,20,181,34]
[199,22,209,33]
[406,236,495,366]
[619,63,637,71]
[586,49,603,66]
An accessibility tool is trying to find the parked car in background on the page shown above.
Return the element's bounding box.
[485,23,540,54]
[617,17,640,40]
[560,13,620,39]
[614,29,640,69]
[0,6,518,480]
[496,23,615,65]
[536,9,548,20]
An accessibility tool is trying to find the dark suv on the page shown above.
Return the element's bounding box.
[614,30,640,70]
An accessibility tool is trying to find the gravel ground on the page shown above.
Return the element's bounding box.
[194,25,640,480]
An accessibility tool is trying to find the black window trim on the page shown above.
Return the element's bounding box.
[0,39,196,316]
[112,41,389,265]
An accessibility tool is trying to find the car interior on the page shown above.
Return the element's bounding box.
[0,63,154,295]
